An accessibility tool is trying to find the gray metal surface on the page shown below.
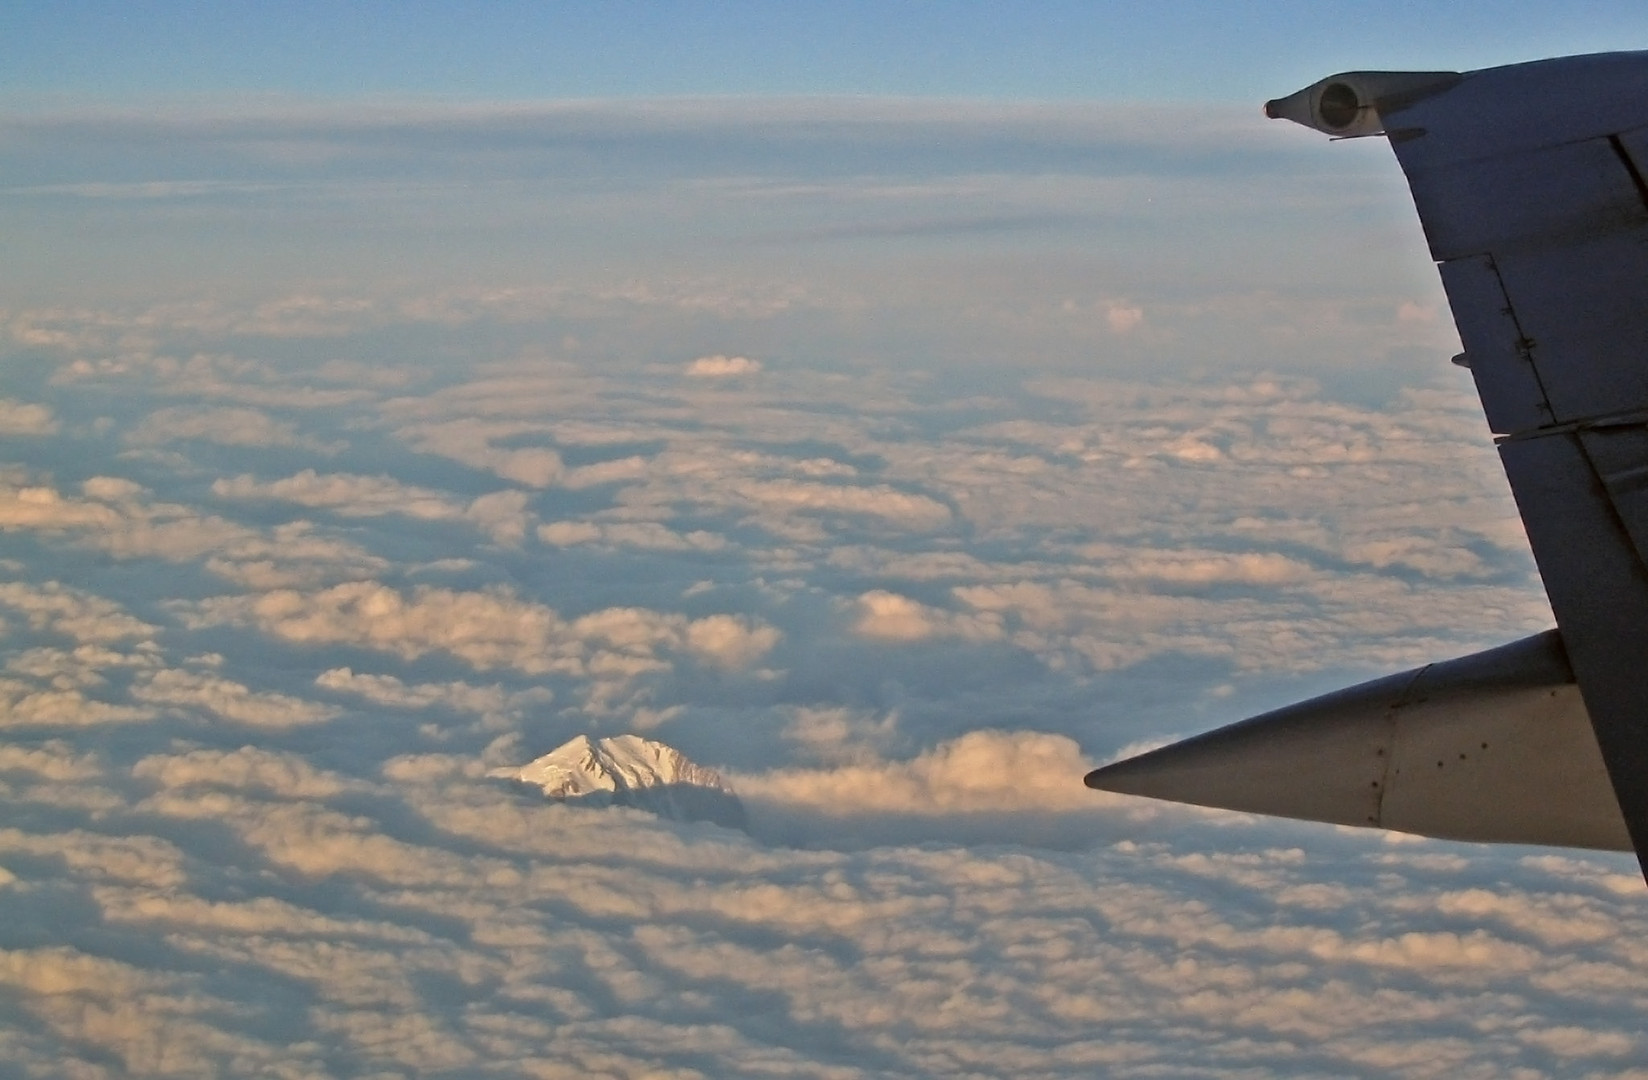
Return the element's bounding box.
[1435,255,1546,434]
[1087,633,1628,850]
[1498,433,1648,863]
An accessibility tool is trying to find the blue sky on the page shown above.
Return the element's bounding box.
[6,1,1648,104]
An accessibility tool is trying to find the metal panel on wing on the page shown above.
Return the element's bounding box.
[1382,53,1648,170]
[1498,431,1648,859]
[1403,135,1648,263]
[1401,130,1648,426]
[1434,255,1548,434]
[1493,230,1648,423]
[1576,424,1648,570]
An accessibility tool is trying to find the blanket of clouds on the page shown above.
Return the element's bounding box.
[2,97,1647,1078]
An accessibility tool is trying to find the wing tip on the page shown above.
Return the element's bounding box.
[1083,755,1159,795]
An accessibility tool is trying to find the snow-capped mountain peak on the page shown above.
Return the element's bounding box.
[489,734,743,828]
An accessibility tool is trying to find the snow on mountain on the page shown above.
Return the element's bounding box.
[489,734,745,829]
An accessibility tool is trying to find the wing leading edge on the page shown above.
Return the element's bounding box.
[1089,52,1648,883]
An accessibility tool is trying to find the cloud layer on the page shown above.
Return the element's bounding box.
[0,99,1635,1077]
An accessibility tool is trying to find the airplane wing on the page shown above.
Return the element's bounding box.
[1087,53,1648,883]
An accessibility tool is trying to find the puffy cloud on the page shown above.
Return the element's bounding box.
[187,581,779,679]
[1105,302,1144,334]
[0,828,187,889]
[0,399,58,435]
[315,667,552,724]
[94,884,432,944]
[0,740,104,782]
[0,481,123,532]
[739,729,1102,816]
[1343,534,1487,578]
[0,580,156,643]
[0,587,164,732]
[393,416,646,493]
[212,468,464,518]
[733,730,1196,849]
[534,520,601,546]
[1089,546,1316,586]
[130,668,342,728]
[51,347,383,406]
[1516,1025,1637,1057]
[0,474,384,584]
[0,677,153,728]
[0,944,311,1075]
[396,419,566,487]
[214,469,534,544]
[682,612,782,669]
[852,589,935,640]
[127,404,340,452]
[463,489,533,545]
[6,644,158,689]
[189,581,573,673]
[779,705,901,763]
[537,519,728,552]
[133,746,360,798]
[947,570,1550,676]
[684,354,762,377]
[852,589,1005,643]
[732,478,952,530]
